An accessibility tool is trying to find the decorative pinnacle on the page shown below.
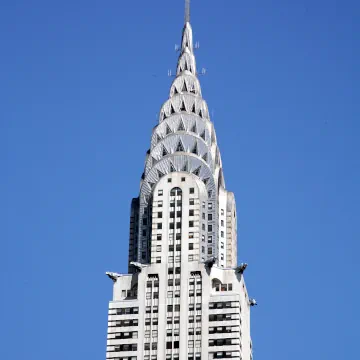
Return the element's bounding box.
[185,0,190,23]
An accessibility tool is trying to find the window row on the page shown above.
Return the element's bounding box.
[189,289,202,297]
[167,304,181,312]
[188,328,201,335]
[144,330,158,338]
[115,307,139,315]
[210,351,239,359]
[209,301,239,309]
[146,281,160,288]
[214,283,233,292]
[189,315,202,323]
[146,292,159,299]
[166,341,180,349]
[144,343,158,350]
[188,340,201,348]
[113,344,137,352]
[188,354,201,360]
[158,188,193,196]
[114,331,138,339]
[145,318,159,325]
[167,316,180,324]
[209,338,239,347]
[189,303,202,311]
[209,326,239,334]
[145,306,159,313]
[209,314,238,322]
[112,319,138,327]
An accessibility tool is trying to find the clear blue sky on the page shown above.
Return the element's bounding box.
[1,0,359,359]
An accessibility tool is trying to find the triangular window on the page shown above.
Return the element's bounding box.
[174,87,178,95]
[191,122,197,134]
[191,85,196,94]
[193,166,201,176]
[148,182,155,189]
[199,109,203,118]
[176,140,185,152]
[184,62,188,71]
[157,170,164,178]
[191,142,198,155]
[191,103,196,114]
[152,156,158,165]
[182,161,188,172]
[162,145,168,157]
[182,81,188,92]
[162,111,167,120]
[170,162,176,172]
[166,124,172,135]
[202,153,208,162]
[170,104,176,114]
[177,119,185,131]
[203,178,209,185]
[200,130,206,141]
[180,101,186,112]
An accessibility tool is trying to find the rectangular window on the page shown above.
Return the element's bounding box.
[190,188,195,194]
[175,278,181,286]
[228,284,233,291]
[152,318,158,325]
[196,328,201,335]
[168,279,174,286]
[189,316,194,323]
[174,316,180,324]
[189,221,194,227]
[158,190,163,196]
[189,232,194,239]
[181,177,186,182]
[158,212,163,218]
[208,248,212,255]
[208,225,212,232]
[146,306,151,313]
[189,209,194,216]
[196,315,202,322]
[221,220,224,226]
[167,291,173,298]
[188,254,193,261]
[174,341,179,349]
[221,231,224,237]
[221,209,224,216]
[158,200,163,207]
[157,223,162,229]
[153,292,159,299]
[189,328,194,335]
[189,303,194,311]
[156,257,161,263]
[168,178,172,183]
[208,203,213,209]
[208,236,212,243]
[189,198,195,205]
[157,234,162,240]
[174,290,181,297]
[166,329,172,336]
[195,340,201,348]
[167,305,173,312]
[208,214,212,221]
[174,304,180,312]
[188,340,194,348]
[221,242,224,249]
[156,245,161,252]
[145,330,150,338]
[189,243,194,250]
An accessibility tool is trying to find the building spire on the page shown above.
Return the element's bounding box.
[185,0,190,24]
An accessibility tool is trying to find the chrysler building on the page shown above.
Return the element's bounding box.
[106,2,254,360]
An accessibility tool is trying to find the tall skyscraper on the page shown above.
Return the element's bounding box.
[106,3,254,360]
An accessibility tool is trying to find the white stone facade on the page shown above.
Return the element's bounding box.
[106,15,253,360]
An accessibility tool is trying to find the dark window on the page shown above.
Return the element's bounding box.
[175,304,180,311]
[189,221,194,227]
[168,279,174,286]
[208,225,212,232]
[189,243,194,250]
[208,214,212,221]
[181,177,186,182]
[157,223,162,229]
[189,209,194,216]
[157,234,162,240]
[190,188,195,194]
[166,342,172,349]
[175,278,181,286]
[167,305,173,312]
[152,343,157,350]
[189,199,195,205]
[174,341,179,349]
[158,212,163,218]
[144,343,150,350]
[169,245,174,251]
[168,178,172,183]
[175,267,181,274]
[176,244,181,251]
